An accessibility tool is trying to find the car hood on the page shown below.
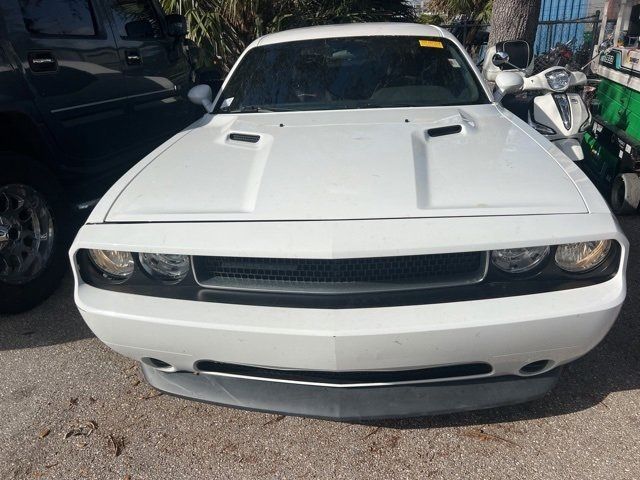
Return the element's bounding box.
[105,105,587,223]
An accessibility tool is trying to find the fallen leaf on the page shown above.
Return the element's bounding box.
[38,428,50,439]
[220,442,237,454]
[387,435,400,449]
[463,428,521,448]
[363,426,381,439]
[131,379,140,387]
[108,434,124,457]
[64,421,98,439]
[262,415,286,426]
[85,420,98,430]
[140,392,163,400]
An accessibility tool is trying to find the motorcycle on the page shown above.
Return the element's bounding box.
[533,38,576,73]
[483,40,591,162]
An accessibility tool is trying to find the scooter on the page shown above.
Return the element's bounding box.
[483,41,591,162]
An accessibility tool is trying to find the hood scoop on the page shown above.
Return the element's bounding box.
[426,125,462,138]
[229,132,261,144]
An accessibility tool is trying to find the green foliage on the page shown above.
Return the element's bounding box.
[418,13,445,26]
[160,0,416,70]
[426,0,492,23]
[159,0,242,69]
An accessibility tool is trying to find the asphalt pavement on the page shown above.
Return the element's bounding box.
[1,218,639,480]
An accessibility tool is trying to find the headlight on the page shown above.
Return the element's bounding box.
[491,246,550,273]
[139,253,190,283]
[545,69,571,91]
[555,240,611,272]
[88,250,134,281]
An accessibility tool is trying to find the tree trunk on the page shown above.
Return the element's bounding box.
[488,0,542,47]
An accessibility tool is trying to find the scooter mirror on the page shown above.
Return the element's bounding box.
[492,51,510,67]
[494,71,525,102]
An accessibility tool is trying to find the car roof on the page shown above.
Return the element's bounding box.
[253,23,450,47]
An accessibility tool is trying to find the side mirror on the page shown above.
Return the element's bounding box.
[492,51,510,67]
[166,14,187,37]
[188,84,214,113]
[494,72,524,102]
[496,40,532,70]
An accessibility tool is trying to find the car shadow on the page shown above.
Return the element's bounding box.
[0,273,94,350]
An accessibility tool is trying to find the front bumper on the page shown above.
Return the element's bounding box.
[71,215,627,419]
[75,271,624,418]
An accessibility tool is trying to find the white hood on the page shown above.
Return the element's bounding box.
[104,105,587,223]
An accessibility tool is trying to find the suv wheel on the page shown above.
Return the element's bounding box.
[0,158,71,314]
[0,184,55,283]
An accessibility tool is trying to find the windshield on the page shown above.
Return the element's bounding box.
[215,36,490,113]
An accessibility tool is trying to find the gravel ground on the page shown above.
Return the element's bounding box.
[1,218,639,480]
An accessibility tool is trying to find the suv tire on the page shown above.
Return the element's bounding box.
[0,154,72,313]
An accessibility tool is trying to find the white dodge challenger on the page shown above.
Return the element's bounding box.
[70,23,627,420]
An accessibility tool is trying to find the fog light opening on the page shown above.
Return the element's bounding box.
[142,357,177,373]
[519,360,552,376]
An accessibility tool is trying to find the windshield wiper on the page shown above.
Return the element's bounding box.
[228,105,297,113]
[229,105,274,113]
[358,102,417,109]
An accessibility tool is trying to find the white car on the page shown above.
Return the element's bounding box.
[70,23,627,420]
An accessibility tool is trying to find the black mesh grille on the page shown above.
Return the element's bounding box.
[229,133,260,143]
[193,252,486,293]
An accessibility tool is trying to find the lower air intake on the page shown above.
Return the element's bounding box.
[194,361,493,386]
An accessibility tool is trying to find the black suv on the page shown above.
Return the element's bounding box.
[0,0,202,312]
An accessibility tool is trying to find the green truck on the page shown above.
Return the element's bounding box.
[582,0,640,214]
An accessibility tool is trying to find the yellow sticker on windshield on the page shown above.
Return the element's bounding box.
[419,39,444,48]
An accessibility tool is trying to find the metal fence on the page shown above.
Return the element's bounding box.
[537,0,598,52]
[534,12,602,71]
[440,4,605,73]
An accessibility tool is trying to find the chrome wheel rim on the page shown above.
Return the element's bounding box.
[0,184,54,284]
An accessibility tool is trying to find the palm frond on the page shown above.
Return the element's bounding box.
[160,0,417,69]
